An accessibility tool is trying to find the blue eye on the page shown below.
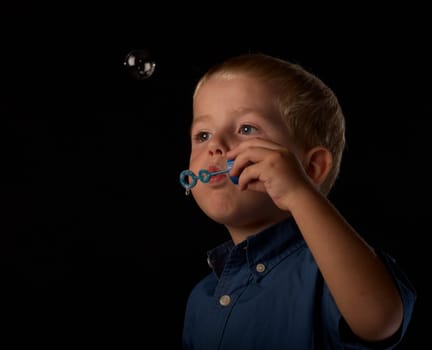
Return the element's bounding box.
[239,125,257,135]
[194,132,211,142]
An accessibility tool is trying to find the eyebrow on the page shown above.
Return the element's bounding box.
[193,107,259,125]
[191,114,212,125]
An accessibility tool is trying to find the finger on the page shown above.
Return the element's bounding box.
[227,138,284,159]
[228,147,271,177]
[230,145,288,177]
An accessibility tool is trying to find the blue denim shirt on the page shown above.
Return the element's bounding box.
[182,218,416,350]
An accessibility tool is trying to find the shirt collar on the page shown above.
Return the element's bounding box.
[207,217,305,278]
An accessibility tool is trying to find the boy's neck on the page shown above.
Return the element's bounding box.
[226,212,293,245]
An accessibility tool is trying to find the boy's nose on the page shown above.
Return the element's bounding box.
[208,136,227,156]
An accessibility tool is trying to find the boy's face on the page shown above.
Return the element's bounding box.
[189,74,296,229]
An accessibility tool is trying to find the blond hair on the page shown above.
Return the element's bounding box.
[193,53,346,195]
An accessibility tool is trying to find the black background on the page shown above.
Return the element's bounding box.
[2,4,429,348]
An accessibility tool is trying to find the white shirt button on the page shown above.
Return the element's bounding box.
[219,295,231,306]
[256,263,266,273]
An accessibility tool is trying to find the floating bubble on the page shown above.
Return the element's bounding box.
[123,49,156,80]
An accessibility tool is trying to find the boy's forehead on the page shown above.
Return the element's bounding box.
[194,76,276,113]
[192,80,286,134]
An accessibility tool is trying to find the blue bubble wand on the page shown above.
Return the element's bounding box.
[179,159,238,194]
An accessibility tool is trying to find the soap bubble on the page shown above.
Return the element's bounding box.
[123,49,156,80]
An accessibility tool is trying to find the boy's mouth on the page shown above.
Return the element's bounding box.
[209,173,227,184]
[207,165,228,184]
[207,165,221,173]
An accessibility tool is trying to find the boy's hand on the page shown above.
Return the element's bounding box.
[226,138,316,211]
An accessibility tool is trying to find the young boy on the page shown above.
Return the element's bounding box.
[180,53,416,349]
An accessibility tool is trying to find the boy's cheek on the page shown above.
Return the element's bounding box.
[189,154,202,172]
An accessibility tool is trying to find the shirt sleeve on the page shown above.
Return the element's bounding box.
[372,248,417,347]
[321,248,417,349]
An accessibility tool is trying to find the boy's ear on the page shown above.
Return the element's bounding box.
[304,147,333,186]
